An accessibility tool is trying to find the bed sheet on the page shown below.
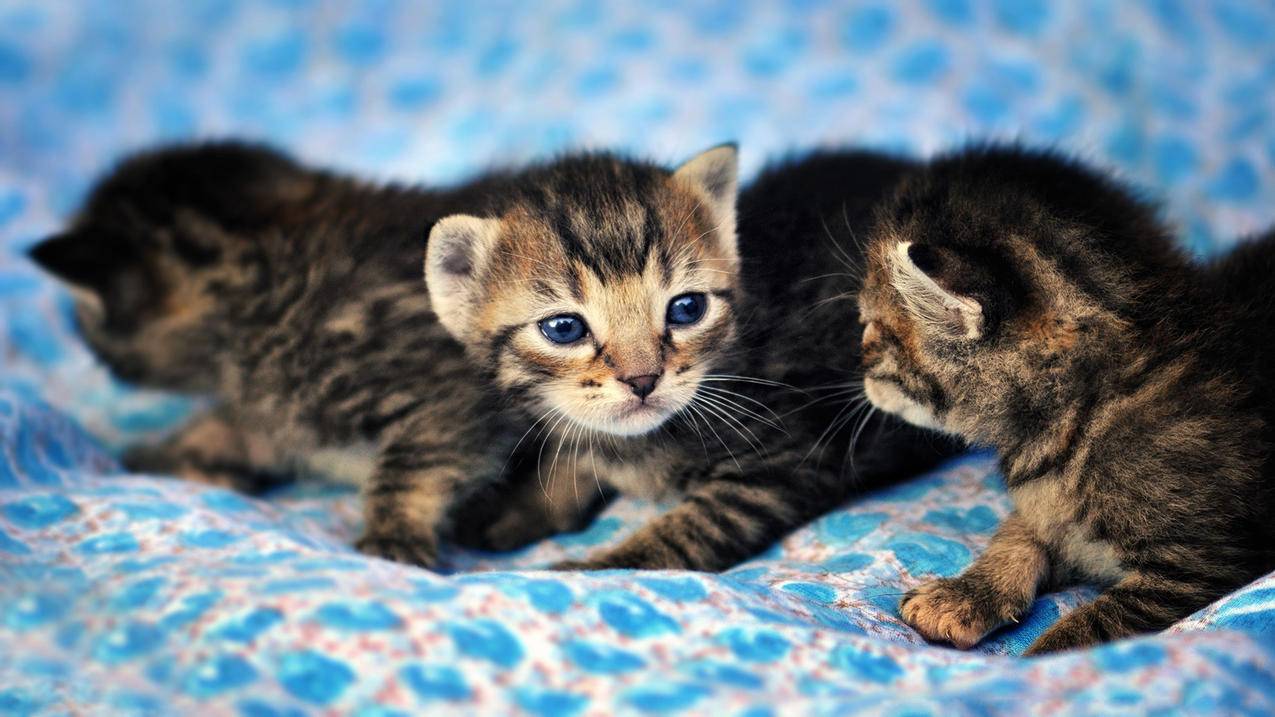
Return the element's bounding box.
[1,1,1274,714]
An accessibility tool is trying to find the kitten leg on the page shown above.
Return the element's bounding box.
[553,477,803,571]
[900,513,1050,649]
[122,407,286,494]
[356,431,501,568]
[1023,571,1221,655]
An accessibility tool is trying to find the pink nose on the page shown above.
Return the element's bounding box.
[621,374,660,399]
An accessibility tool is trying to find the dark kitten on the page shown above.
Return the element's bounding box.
[856,145,1275,653]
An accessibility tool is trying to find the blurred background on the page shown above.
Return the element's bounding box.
[0,0,1273,447]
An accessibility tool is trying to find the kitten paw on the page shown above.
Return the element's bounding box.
[899,577,1008,650]
[355,533,438,568]
[1023,611,1102,656]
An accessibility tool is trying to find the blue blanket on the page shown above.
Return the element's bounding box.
[2,2,1274,714]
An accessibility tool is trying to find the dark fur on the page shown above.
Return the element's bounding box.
[857,145,1275,653]
[33,142,956,570]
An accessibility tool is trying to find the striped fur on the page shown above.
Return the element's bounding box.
[857,145,1275,654]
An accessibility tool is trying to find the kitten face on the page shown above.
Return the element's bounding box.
[427,146,740,436]
[857,147,1162,444]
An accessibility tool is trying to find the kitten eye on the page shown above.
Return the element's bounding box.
[666,293,707,326]
[538,314,588,344]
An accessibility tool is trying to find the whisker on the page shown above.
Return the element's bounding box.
[698,385,789,421]
[688,401,741,473]
[697,386,787,433]
[804,379,865,394]
[570,419,585,509]
[536,411,573,495]
[502,406,559,475]
[847,406,880,475]
[690,218,728,244]
[802,395,870,467]
[546,415,575,498]
[798,272,861,285]
[680,405,712,458]
[842,202,870,255]
[694,395,767,459]
[782,387,865,417]
[823,400,873,466]
[700,374,799,391]
[810,292,855,310]
[819,213,859,273]
[587,424,605,502]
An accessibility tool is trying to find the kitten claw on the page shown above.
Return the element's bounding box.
[899,577,999,650]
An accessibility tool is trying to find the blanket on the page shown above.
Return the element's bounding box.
[2,1,1274,714]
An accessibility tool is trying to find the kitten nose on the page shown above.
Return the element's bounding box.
[621,374,661,400]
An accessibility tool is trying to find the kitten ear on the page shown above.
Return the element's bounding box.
[673,143,739,257]
[29,230,122,293]
[425,214,502,340]
[891,242,984,340]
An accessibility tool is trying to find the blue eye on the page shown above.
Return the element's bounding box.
[667,293,707,326]
[538,314,588,344]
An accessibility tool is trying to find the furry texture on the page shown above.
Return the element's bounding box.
[856,145,1275,654]
[32,142,956,571]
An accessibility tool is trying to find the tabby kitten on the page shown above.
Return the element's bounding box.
[856,145,1275,654]
[31,141,742,567]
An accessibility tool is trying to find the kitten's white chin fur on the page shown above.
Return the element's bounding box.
[557,395,685,437]
[592,402,677,437]
[863,377,942,431]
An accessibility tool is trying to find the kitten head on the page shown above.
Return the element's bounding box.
[425,145,740,437]
[29,143,301,390]
[857,146,1184,443]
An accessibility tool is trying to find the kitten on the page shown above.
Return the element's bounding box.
[472,149,963,570]
[32,142,954,571]
[856,145,1275,653]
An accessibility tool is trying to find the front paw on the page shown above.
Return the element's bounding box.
[356,532,438,568]
[899,577,1010,650]
[1023,610,1102,656]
